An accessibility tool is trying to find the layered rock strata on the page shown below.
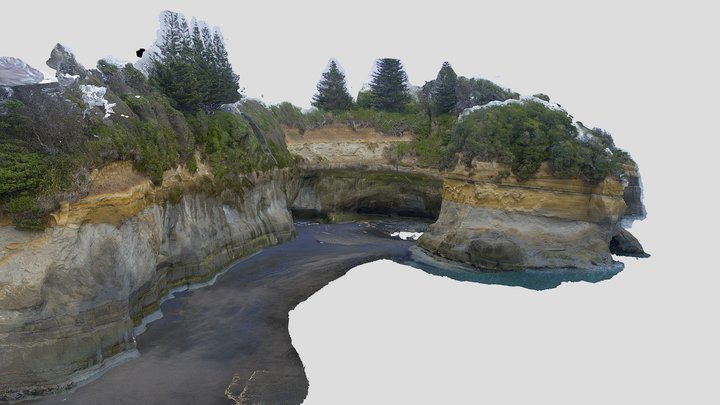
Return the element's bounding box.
[286,126,443,220]
[417,161,643,270]
[0,162,294,401]
[292,169,442,220]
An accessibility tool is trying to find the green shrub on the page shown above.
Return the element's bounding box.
[0,139,47,196]
[167,185,184,205]
[123,63,147,89]
[270,102,307,133]
[268,140,292,168]
[401,115,455,168]
[449,101,575,181]
[356,89,373,109]
[97,59,119,75]
[7,195,45,231]
[237,100,285,145]
[453,77,520,113]
[448,101,632,183]
[494,170,511,183]
[188,156,198,173]
[304,109,333,128]
[549,140,583,178]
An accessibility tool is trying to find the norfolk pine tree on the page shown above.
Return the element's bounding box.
[149,11,240,112]
[311,60,353,111]
[369,58,410,112]
[432,61,457,115]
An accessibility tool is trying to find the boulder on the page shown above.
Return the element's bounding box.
[467,233,524,270]
[610,229,650,258]
[46,43,87,77]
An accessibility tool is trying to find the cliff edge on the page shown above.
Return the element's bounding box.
[417,160,645,270]
[0,161,294,401]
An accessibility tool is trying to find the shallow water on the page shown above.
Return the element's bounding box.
[403,246,623,290]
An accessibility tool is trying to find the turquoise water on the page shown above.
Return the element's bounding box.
[401,246,623,291]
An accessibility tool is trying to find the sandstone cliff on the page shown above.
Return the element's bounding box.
[286,126,443,220]
[0,121,648,401]
[417,160,646,270]
[0,162,294,401]
[286,125,646,270]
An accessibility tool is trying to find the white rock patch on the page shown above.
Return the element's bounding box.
[79,85,116,119]
[390,231,423,241]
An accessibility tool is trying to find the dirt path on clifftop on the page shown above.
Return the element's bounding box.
[32,222,418,405]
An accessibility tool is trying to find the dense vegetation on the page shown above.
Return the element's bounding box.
[0,16,632,231]
[295,59,630,182]
[448,101,631,182]
[1,63,285,231]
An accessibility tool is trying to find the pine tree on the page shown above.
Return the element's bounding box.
[207,29,240,109]
[311,60,353,111]
[159,11,183,57]
[178,17,192,53]
[150,12,198,110]
[432,61,457,114]
[190,21,210,104]
[149,11,240,112]
[369,58,410,112]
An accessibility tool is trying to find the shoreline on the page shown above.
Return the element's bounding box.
[23,219,626,404]
[29,221,420,405]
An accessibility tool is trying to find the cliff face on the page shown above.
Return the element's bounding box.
[292,169,442,219]
[286,126,443,220]
[417,160,642,270]
[0,123,647,400]
[0,163,294,401]
[287,126,646,269]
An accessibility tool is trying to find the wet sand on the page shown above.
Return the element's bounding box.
[32,221,423,405]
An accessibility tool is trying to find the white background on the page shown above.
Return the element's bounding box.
[2,1,718,403]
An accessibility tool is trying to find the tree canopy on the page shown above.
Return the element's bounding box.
[149,11,241,112]
[448,101,629,182]
[431,61,457,115]
[312,60,353,111]
[369,58,410,112]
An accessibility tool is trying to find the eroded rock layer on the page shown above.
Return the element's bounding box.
[292,170,442,220]
[417,161,643,270]
[286,126,443,220]
[0,164,294,402]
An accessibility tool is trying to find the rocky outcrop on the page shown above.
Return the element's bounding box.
[286,125,409,166]
[0,57,45,86]
[46,44,88,78]
[610,228,649,258]
[0,162,295,402]
[622,163,646,220]
[417,161,641,270]
[6,81,85,154]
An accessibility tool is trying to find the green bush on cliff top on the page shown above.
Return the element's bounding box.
[448,101,631,182]
[1,86,292,230]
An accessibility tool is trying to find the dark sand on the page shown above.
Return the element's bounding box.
[32,221,423,405]
[28,219,621,404]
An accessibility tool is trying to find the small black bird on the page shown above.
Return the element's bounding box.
[136,48,145,58]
